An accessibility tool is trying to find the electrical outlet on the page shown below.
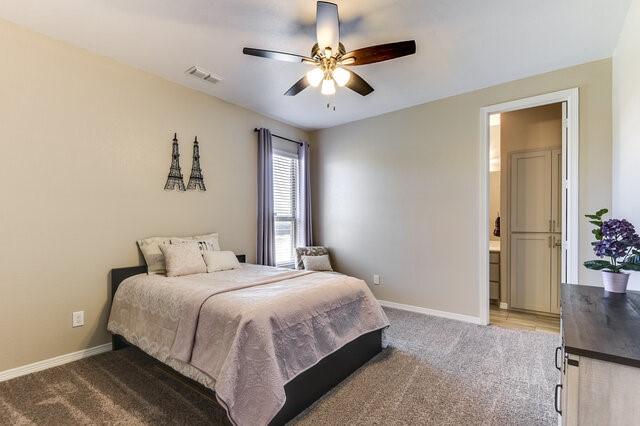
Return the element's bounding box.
[373,274,381,285]
[72,311,85,328]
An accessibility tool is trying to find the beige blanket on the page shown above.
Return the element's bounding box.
[107,264,389,426]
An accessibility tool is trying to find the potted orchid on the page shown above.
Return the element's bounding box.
[584,209,640,293]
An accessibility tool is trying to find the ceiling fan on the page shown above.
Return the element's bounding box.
[242,1,416,97]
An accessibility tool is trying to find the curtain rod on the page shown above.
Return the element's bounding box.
[254,128,303,146]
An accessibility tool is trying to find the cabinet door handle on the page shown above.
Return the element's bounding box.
[555,346,562,371]
[555,384,562,415]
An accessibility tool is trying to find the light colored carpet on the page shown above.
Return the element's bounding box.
[0,308,559,425]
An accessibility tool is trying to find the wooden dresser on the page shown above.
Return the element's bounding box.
[558,284,640,425]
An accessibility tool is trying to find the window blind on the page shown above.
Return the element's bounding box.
[273,153,299,267]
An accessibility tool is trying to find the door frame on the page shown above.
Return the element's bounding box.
[478,88,579,325]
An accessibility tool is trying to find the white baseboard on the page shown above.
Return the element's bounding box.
[378,299,484,325]
[499,302,509,310]
[0,343,112,382]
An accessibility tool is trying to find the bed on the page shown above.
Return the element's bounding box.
[108,256,389,425]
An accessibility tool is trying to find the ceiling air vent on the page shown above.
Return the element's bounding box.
[185,66,221,84]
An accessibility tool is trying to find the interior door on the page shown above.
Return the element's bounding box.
[551,149,562,313]
[551,235,561,314]
[560,101,569,284]
[551,149,562,234]
[510,233,552,312]
[510,150,552,233]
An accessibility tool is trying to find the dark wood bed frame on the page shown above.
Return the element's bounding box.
[110,255,383,425]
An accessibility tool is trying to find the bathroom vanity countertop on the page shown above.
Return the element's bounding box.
[489,240,501,252]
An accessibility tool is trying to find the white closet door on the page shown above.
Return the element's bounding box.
[510,150,552,233]
[510,233,551,312]
[551,149,562,234]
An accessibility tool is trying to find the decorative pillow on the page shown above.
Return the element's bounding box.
[137,232,220,275]
[137,236,173,275]
[192,233,221,250]
[159,242,207,277]
[295,246,329,270]
[302,254,333,272]
[203,251,241,273]
[170,236,220,253]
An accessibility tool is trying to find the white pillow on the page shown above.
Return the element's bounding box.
[159,242,207,277]
[193,233,221,249]
[302,254,333,272]
[170,236,220,253]
[137,236,173,275]
[137,232,219,275]
[203,251,241,273]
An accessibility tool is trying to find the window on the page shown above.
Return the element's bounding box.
[273,152,299,267]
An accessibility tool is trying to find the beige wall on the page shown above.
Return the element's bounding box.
[613,0,640,290]
[499,104,562,304]
[311,59,612,318]
[0,19,309,372]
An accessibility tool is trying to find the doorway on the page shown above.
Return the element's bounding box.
[478,89,579,327]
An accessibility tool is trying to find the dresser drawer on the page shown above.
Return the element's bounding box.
[489,251,500,264]
[490,263,500,282]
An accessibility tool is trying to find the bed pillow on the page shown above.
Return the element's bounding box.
[302,254,333,272]
[137,232,220,275]
[137,236,173,275]
[203,251,241,273]
[159,242,207,277]
[193,232,221,249]
[171,238,220,254]
[171,235,220,253]
[295,246,329,270]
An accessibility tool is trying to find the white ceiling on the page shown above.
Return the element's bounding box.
[0,0,630,130]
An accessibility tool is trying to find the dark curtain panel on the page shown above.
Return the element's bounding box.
[257,128,275,266]
[299,141,313,246]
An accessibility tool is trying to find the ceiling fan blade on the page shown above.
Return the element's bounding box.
[284,76,310,96]
[316,1,340,52]
[340,40,416,66]
[243,47,312,63]
[345,71,374,96]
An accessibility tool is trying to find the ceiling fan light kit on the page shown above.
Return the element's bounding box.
[321,78,336,95]
[242,1,416,97]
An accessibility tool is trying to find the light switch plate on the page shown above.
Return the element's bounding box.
[72,311,85,328]
[373,274,381,285]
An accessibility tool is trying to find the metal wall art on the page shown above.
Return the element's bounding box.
[164,133,186,191]
[187,136,206,191]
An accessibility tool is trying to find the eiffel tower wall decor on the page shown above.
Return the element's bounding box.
[187,136,206,191]
[164,133,186,191]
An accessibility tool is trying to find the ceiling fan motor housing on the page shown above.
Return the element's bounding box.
[311,42,346,60]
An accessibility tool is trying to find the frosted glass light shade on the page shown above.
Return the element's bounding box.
[321,78,336,95]
[306,68,324,87]
[333,67,351,86]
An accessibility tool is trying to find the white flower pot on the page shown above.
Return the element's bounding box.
[602,271,630,293]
